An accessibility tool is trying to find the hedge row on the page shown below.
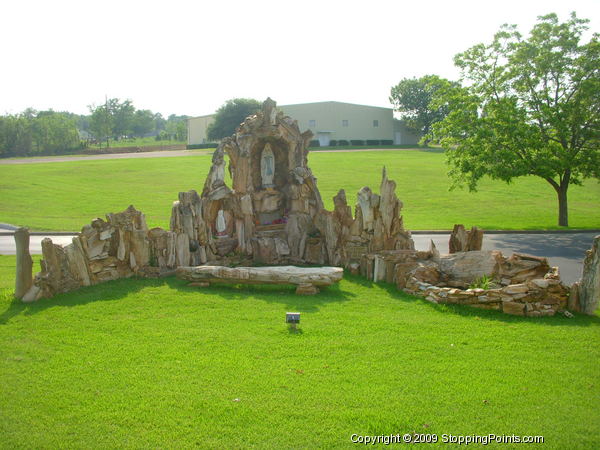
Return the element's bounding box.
[186,143,219,149]
[189,141,396,149]
[311,139,395,147]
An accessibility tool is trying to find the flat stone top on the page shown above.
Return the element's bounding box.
[199,265,343,275]
[177,265,344,286]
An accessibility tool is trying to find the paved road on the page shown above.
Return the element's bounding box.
[0,149,212,165]
[1,231,596,286]
[0,148,419,165]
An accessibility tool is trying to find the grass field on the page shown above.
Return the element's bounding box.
[1,149,598,231]
[0,255,599,448]
[89,137,186,149]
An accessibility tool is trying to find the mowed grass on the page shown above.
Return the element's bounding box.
[0,149,599,231]
[89,137,187,149]
[1,255,599,448]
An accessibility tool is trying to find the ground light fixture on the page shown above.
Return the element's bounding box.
[286,312,300,331]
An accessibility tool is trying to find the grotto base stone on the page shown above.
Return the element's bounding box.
[176,265,343,294]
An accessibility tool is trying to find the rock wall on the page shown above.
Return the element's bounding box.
[359,245,570,317]
[21,206,183,302]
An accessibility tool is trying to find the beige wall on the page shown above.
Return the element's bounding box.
[279,102,394,143]
[393,119,421,145]
[187,115,215,145]
[187,101,421,146]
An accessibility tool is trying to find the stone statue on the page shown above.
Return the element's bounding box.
[261,144,275,188]
[216,209,228,237]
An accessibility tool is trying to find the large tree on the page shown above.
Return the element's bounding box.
[131,109,156,137]
[88,98,137,145]
[389,75,456,143]
[432,13,600,227]
[88,102,113,147]
[207,98,261,141]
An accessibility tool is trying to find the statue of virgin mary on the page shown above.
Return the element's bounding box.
[261,144,275,188]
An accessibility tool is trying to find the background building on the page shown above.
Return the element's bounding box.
[187,101,420,146]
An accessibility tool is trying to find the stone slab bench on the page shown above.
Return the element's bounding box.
[176,265,344,295]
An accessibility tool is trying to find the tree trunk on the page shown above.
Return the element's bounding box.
[557,185,568,227]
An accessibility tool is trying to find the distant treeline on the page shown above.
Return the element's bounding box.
[0,99,188,158]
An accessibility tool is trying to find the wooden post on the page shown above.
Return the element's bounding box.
[14,227,33,299]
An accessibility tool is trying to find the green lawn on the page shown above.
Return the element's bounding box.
[0,149,599,231]
[89,136,186,149]
[1,255,599,448]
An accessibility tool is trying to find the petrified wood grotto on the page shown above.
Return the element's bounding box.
[14,99,599,316]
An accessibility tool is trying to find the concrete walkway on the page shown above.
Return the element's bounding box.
[1,231,596,286]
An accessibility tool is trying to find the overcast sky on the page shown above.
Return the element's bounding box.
[1,0,598,117]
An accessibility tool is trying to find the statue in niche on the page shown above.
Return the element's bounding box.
[261,144,275,188]
[216,209,228,237]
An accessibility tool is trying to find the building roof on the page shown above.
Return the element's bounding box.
[189,100,393,120]
[280,100,392,111]
[188,114,215,121]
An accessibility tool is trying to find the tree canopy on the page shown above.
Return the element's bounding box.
[88,99,187,146]
[431,12,600,227]
[389,75,456,143]
[0,110,80,157]
[207,98,261,141]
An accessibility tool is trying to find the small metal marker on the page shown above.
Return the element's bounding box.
[286,312,300,331]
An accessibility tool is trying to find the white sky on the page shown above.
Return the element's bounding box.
[1,0,598,117]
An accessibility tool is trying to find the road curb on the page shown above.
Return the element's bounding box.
[0,231,77,236]
[411,229,600,235]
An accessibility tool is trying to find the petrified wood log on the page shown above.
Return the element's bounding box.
[176,265,343,294]
[449,224,483,253]
[14,227,33,299]
[578,235,600,315]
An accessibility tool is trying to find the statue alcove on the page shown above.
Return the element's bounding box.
[206,199,234,238]
[251,139,291,228]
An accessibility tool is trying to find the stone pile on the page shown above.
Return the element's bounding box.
[405,276,569,317]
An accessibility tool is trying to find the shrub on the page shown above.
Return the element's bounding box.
[186,143,218,149]
[350,140,365,146]
[329,140,337,146]
[309,140,320,147]
[381,140,393,145]
[468,274,499,290]
[366,140,380,146]
[337,139,350,146]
